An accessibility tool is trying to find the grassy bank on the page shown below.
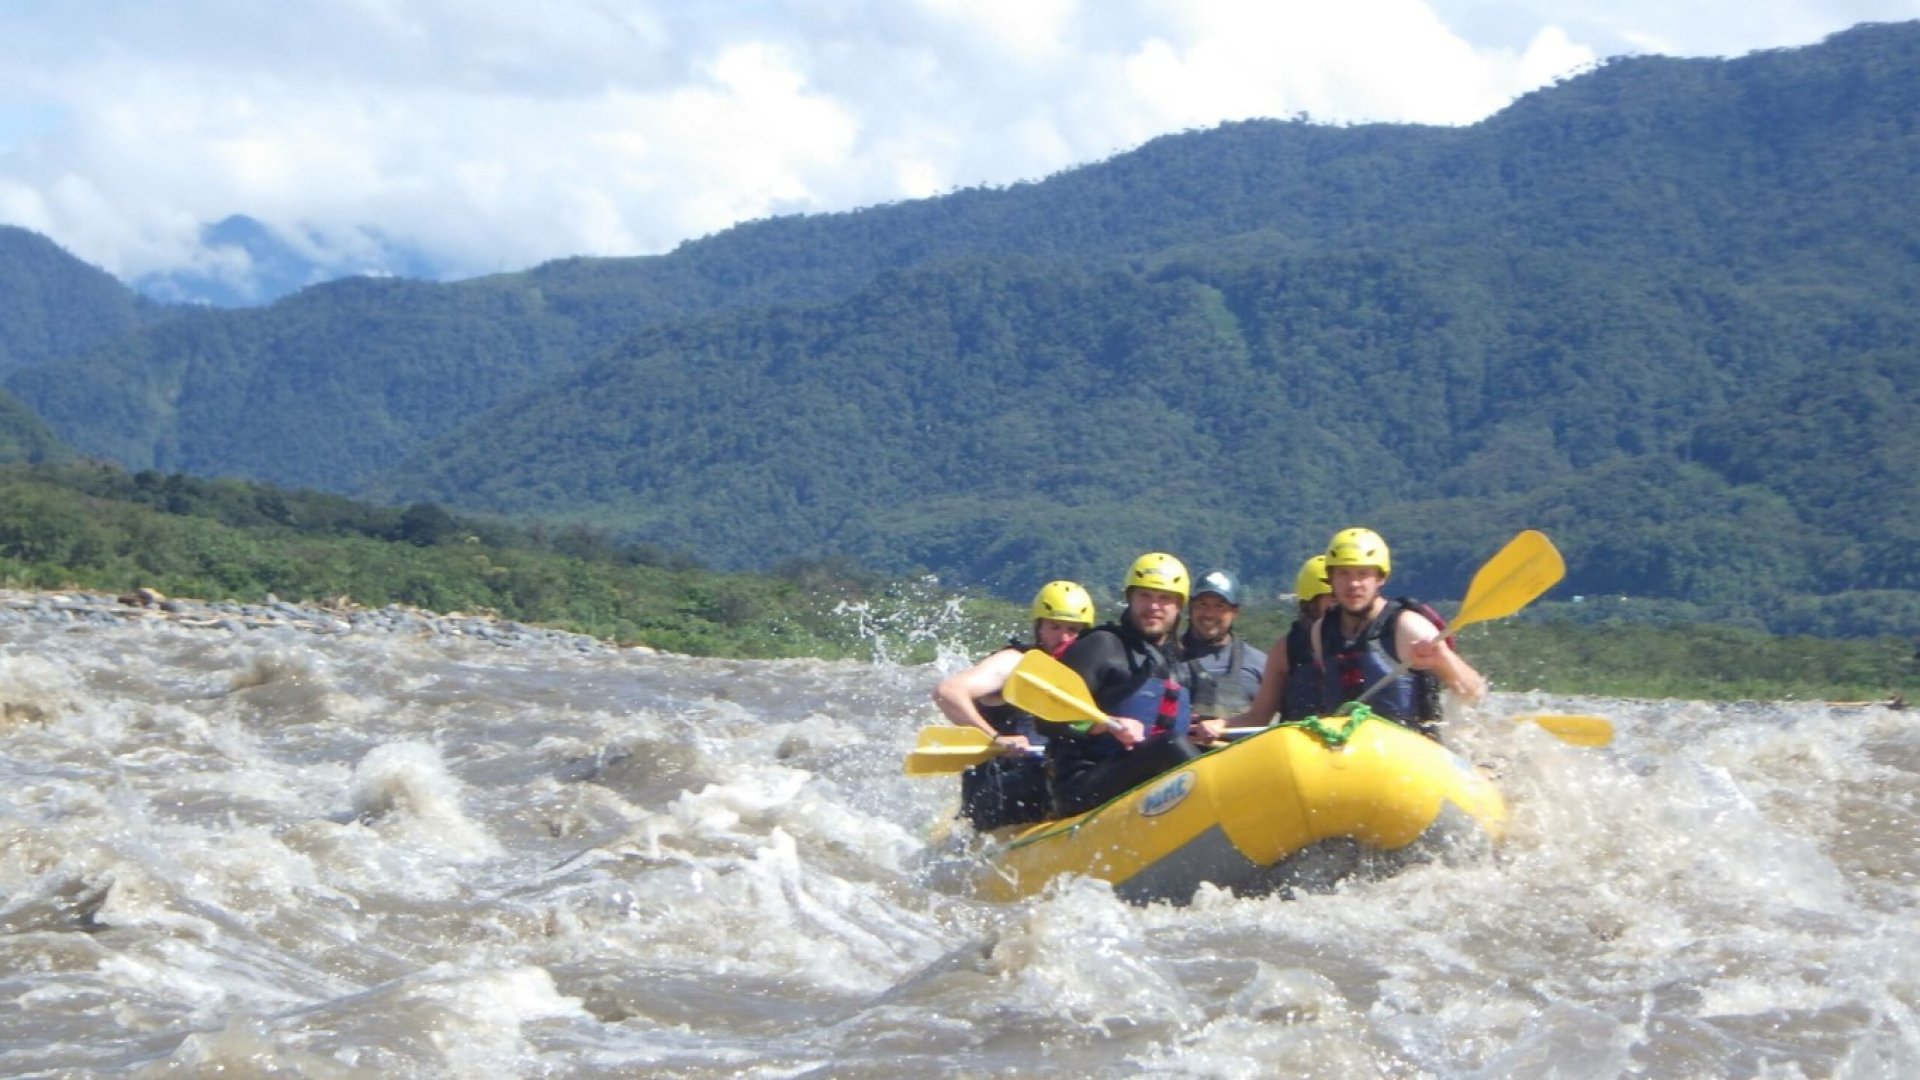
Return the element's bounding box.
[0,462,1012,660]
[1471,620,1913,704]
[0,462,1911,703]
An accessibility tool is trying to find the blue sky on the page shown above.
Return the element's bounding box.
[2,0,1915,294]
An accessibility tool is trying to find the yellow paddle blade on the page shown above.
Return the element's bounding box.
[1453,530,1566,632]
[1355,529,1565,708]
[1003,649,1106,726]
[904,726,1002,775]
[1518,713,1613,747]
[915,725,995,750]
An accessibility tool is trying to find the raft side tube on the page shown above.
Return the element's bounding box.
[978,721,1506,902]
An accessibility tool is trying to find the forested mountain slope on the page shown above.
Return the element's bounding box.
[373,228,1917,635]
[14,22,1915,491]
[0,388,69,465]
[3,21,1917,634]
[0,227,175,372]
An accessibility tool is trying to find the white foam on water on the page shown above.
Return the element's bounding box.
[133,1014,366,1079]
[0,650,88,733]
[547,769,951,994]
[985,875,1198,1030]
[404,963,588,1075]
[129,963,590,1078]
[347,740,504,863]
[1,611,1914,1076]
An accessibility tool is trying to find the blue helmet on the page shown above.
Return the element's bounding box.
[1193,569,1241,607]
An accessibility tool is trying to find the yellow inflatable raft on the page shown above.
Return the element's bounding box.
[975,713,1507,904]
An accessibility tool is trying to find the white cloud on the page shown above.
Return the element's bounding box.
[1427,0,1920,58]
[919,0,1078,59]
[1118,1,1550,128]
[0,0,1913,288]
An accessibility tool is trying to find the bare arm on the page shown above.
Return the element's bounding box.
[1399,617,1486,703]
[931,648,1026,740]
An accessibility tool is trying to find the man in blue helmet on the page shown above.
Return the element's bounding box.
[1181,568,1266,745]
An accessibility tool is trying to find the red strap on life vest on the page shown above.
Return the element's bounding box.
[1152,674,1182,735]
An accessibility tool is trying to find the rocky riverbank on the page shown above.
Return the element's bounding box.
[0,588,642,654]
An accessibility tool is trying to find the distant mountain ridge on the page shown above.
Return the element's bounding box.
[130,214,450,308]
[1,20,1916,636]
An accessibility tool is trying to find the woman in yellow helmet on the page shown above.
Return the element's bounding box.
[933,579,1095,744]
[932,580,1096,829]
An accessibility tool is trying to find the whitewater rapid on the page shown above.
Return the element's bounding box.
[0,593,1913,1077]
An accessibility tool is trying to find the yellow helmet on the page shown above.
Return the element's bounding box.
[1029,580,1095,626]
[1294,554,1331,601]
[1325,527,1391,578]
[1123,552,1189,602]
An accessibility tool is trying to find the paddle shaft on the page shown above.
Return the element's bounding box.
[905,743,1037,775]
[1349,611,1468,706]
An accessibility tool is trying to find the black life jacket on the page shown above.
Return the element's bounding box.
[1280,620,1322,722]
[1318,598,1448,739]
[1039,623,1192,756]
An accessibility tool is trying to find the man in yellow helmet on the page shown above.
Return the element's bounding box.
[933,580,1095,830]
[1043,553,1203,817]
[1311,528,1485,739]
[1216,553,1336,735]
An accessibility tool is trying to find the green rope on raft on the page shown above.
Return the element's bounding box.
[1276,703,1376,747]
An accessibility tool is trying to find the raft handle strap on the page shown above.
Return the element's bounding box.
[1277,703,1375,747]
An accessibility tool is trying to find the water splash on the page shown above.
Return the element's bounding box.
[831,575,999,665]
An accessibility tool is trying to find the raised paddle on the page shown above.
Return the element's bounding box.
[1003,648,1107,728]
[1354,529,1565,706]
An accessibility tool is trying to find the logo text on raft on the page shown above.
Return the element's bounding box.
[1140,770,1195,817]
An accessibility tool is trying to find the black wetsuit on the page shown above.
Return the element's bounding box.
[1043,616,1202,817]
